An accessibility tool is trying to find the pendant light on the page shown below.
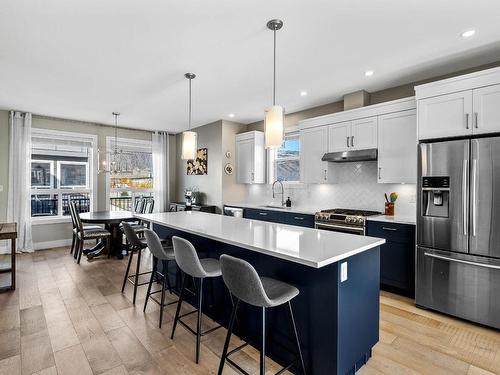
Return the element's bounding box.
[98,112,122,174]
[181,73,198,160]
[264,19,284,149]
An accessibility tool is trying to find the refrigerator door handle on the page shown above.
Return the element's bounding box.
[462,159,469,236]
[424,252,500,270]
[471,158,477,237]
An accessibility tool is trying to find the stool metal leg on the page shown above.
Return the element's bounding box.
[159,262,168,328]
[171,272,187,339]
[132,248,142,304]
[196,278,204,363]
[122,249,134,293]
[260,307,266,375]
[143,257,157,312]
[217,298,240,375]
[288,301,307,375]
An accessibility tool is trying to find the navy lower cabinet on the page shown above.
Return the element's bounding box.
[366,221,416,297]
[243,208,280,222]
[243,208,315,228]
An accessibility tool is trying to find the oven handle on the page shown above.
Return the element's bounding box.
[315,222,365,234]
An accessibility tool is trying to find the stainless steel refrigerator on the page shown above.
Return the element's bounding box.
[416,137,500,329]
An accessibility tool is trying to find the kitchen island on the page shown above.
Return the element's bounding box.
[135,211,385,375]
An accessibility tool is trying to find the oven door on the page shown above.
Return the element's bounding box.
[315,222,365,235]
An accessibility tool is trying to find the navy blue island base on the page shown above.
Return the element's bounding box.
[153,224,380,375]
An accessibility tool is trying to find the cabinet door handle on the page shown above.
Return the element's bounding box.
[378,167,382,180]
[293,217,304,220]
[351,135,354,147]
[465,113,470,129]
[474,112,479,129]
[346,136,349,148]
[382,227,397,231]
[259,212,268,216]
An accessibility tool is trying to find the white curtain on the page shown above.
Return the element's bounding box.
[7,111,33,252]
[152,131,170,212]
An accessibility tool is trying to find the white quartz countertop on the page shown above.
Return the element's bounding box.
[224,202,320,215]
[367,214,416,225]
[135,211,385,268]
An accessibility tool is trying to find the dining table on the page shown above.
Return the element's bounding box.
[79,211,137,260]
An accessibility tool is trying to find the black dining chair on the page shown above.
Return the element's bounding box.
[71,202,111,264]
[68,201,101,258]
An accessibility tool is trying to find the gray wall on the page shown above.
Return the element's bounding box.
[221,120,247,204]
[174,119,247,212]
[175,121,223,212]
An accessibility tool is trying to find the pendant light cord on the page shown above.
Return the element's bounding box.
[188,77,192,130]
[273,29,277,106]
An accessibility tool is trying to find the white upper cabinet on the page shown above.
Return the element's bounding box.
[351,116,378,150]
[418,90,473,140]
[378,110,417,184]
[328,121,351,152]
[472,84,500,135]
[235,131,265,184]
[300,126,332,184]
[416,67,500,140]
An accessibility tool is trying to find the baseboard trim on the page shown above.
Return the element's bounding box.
[34,239,73,251]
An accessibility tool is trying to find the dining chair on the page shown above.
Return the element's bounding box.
[68,201,100,259]
[71,202,111,264]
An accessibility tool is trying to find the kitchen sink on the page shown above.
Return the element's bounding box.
[261,205,287,209]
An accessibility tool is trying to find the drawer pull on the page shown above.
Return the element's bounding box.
[293,217,304,220]
[259,212,268,216]
[382,227,397,231]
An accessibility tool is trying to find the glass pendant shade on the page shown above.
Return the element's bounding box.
[264,105,284,148]
[181,131,197,160]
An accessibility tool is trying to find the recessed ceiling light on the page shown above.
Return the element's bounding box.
[300,91,308,96]
[365,70,374,77]
[228,113,235,118]
[461,29,475,38]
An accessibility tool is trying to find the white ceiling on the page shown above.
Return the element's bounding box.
[1,0,500,132]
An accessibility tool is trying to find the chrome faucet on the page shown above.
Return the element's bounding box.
[272,180,285,206]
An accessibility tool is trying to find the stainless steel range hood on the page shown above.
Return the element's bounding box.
[321,149,377,163]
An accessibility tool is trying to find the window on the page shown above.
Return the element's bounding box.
[107,137,153,211]
[272,131,300,183]
[31,129,96,220]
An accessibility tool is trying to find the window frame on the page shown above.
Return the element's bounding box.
[31,129,97,225]
[31,159,55,189]
[57,160,89,189]
[269,127,301,185]
[105,136,154,211]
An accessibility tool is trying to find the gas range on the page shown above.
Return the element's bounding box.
[314,208,381,235]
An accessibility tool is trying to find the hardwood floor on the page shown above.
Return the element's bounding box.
[0,247,499,375]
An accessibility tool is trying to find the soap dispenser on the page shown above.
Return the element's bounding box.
[286,197,291,207]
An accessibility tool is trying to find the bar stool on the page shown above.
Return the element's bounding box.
[170,236,223,364]
[143,229,177,328]
[121,221,151,304]
[218,254,307,375]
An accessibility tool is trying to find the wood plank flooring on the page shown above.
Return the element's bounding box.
[0,247,499,375]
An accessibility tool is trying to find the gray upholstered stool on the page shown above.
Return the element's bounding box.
[218,254,307,375]
[170,236,223,364]
[143,229,177,328]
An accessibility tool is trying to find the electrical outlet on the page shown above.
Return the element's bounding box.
[340,262,348,282]
[0,185,3,192]
[410,194,416,203]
